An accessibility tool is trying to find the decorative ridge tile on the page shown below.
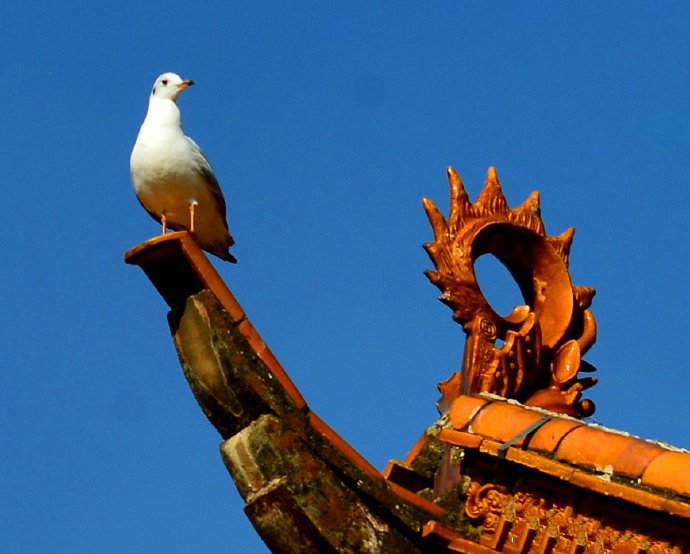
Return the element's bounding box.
[445,394,690,503]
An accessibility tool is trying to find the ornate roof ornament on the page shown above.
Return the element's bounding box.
[423,167,597,417]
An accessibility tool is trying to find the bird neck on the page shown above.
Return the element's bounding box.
[144,96,183,131]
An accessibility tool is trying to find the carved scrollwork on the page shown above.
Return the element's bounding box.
[465,482,511,532]
[464,478,688,552]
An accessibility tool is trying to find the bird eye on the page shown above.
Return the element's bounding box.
[161,79,168,85]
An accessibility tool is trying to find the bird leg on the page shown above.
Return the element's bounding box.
[161,213,168,234]
[189,201,198,233]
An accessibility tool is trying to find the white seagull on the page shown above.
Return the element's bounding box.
[130,72,236,263]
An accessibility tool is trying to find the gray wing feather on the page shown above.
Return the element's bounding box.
[186,136,229,224]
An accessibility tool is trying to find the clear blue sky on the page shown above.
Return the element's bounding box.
[2,3,689,552]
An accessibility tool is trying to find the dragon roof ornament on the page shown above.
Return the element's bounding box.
[423,166,597,418]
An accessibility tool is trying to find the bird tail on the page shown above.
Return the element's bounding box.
[214,249,237,263]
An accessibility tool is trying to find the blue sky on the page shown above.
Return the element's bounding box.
[2,3,689,552]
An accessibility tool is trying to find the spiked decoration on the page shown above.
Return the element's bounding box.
[424,167,597,417]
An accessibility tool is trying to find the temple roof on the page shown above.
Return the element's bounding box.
[126,166,690,552]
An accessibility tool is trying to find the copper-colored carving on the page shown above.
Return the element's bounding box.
[463,476,688,553]
[424,167,597,417]
[464,482,510,532]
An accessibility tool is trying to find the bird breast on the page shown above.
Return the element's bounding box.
[131,132,195,188]
[131,129,209,228]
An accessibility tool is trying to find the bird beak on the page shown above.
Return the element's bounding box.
[177,80,194,89]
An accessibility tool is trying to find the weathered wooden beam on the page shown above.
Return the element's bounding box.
[125,232,448,552]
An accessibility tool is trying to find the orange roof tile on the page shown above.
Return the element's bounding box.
[555,426,645,474]
[448,395,490,429]
[468,401,545,445]
[642,451,690,496]
[443,394,690,515]
[523,417,582,453]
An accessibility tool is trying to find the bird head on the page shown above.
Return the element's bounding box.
[150,72,194,102]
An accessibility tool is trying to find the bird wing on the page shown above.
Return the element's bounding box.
[186,136,229,225]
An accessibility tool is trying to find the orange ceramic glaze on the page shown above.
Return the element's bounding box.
[438,428,484,449]
[555,426,635,471]
[448,395,491,430]
[524,417,582,453]
[641,451,690,496]
[469,400,544,444]
[610,438,667,478]
[424,167,597,417]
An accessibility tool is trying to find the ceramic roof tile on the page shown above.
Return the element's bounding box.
[469,401,544,445]
[642,451,690,496]
[448,395,490,430]
[609,437,667,478]
[555,426,640,473]
[524,417,582,453]
[444,394,690,505]
[438,428,484,449]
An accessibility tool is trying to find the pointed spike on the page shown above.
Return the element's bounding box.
[547,238,567,265]
[480,166,501,195]
[560,227,575,247]
[529,190,541,209]
[422,242,437,255]
[422,197,447,242]
[423,243,444,268]
[577,377,598,391]
[515,190,541,216]
[579,360,597,373]
[447,166,469,226]
[447,165,461,187]
[553,227,575,263]
[476,166,508,212]
[423,269,439,284]
[573,286,596,309]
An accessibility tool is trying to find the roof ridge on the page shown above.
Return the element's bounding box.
[445,394,690,506]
